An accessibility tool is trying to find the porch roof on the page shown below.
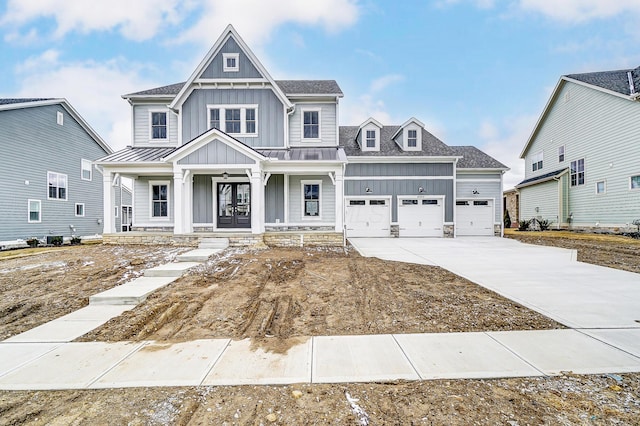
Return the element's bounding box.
[97,147,175,163]
[258,147,346,162]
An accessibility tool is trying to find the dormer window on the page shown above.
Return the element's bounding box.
[358,118,383,152]
[365,130,376,148]
[302,109,320,140]
[407,130,417,147]
[150,111,168,140]
[402,126,422,151]
[223,53,239,72]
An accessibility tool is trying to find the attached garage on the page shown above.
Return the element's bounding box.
[345,197,391,237]
[456,200,494,236]
[398,196,444,237]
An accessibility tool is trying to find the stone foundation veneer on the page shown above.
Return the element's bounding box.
[444,224,454,238]
[494,224,502,236]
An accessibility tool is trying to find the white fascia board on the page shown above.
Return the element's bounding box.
[519,77,565,159]
[263,163,343,174]
[359,117,383,129]
[391,117,426,139]
[98,164,173,175]
[457,167,510,173]
[285,94,344,99]
[194,78,269,84]
[162,129,266,163]
[563,76,635,101]
[346,156,460,163]
[0,98,64,111]
[122,95,176,101]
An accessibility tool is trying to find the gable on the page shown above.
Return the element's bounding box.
[177,138,256,165]
[199,36,263,79]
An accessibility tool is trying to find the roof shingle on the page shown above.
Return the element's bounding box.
[339,126,454,157]
[566,66,640,96]
[0,98,54,105]
[449,146,507,169]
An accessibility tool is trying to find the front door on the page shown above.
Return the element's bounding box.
[217,183,251,228]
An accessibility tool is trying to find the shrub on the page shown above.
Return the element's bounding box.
[503,210,512,229]
[536,218,553,231]
[26,238,39,248]
[70,236,82,245]
[633,219,640,232]
[518,219,530,231]
[49,236,63,246]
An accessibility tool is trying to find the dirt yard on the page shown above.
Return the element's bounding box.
[1,239,639,424]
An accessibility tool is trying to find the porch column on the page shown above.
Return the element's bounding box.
[173,171,184,234]
[334,172,344,233]
[250,170,264,234]
[185,173,194,233]
[102,172,115,233]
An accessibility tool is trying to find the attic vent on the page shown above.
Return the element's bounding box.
[564,90,571,103]
[628,71,636,95]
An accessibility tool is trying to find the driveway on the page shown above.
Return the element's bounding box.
[349,237,640,332]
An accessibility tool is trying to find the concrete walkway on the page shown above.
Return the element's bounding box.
[0,237,638,390]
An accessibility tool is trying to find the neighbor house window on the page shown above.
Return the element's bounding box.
[150,182,169,218]
[365,130,376,148]
[114,206,119,218]
[223,53,239,72]
[407,130,418,147]
[532,151,543,171]
[302,181,321,218]
[630,175,640,190]
[303,110,320,139]
[28,199,41,223]
[150,111,167,139]
[558,145,565,162]
[570,158,585,186]
[47,171,67,200]
[207,105,258,135]
[596,181,606,194]
[81,159,92,181]
[75,203,85,217]
[56,111,64,126]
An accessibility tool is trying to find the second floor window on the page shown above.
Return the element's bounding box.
[208,105,258,135]
[245,108,256,134]
[303,110,319,139]
[225,109,241,133]
[570,158,585,186]
[209,109,220,130]
[151,112,167,139]
[532,151,543,171]
[48,171,67,200]
[558,145,565,162]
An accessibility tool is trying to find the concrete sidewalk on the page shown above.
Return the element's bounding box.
[1,329,638,390]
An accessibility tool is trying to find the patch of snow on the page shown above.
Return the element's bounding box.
[345,392,369,426]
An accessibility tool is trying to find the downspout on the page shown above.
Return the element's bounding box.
[552,175,562,230]
[452,158,458,238]
[286,105,296,148]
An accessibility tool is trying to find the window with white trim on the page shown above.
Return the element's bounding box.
[558,145,565,162]
[75,203,85,217]
[630,175,640,190]
[47,171,67,200]
[207,105,258,135]
[532,151,543,171]
[28,199,41,223]
[150,182,169,218]
[302,180,321,219]
[81,159,92,181]
[570,158,585,186]
[595,181,605,194]
[56,111,64,126]
[114,206,119,218]
[365,130,376,148]
[150,111,167,140]
[302,110,320,139]
[223,53,239,72]
[402,126,422,150]
[407,130,418,147]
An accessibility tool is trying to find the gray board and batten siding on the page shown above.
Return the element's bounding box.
[199,36,263,79]
[181,89,284,147]
[133,104,179,147]
[177,139,256,165]
[0,103,109,241]
[265,174,285,223]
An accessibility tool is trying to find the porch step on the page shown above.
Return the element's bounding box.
[198,238,229,250]
[176,249,222,262]
[144,262,202,277]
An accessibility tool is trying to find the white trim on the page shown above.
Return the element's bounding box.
[301,108,321,141]
[344,176,454,181]
[531,151,544,172]
[27,199,41,223]
[391,117,425,139]
[149,180,170,220]
[558,145,565,162]
[629,174,640,190]
[595,180,606,195]
[404,127,421,151]
[265,222,335,227]
[301,179,322,220]
[346,156,460,163]
[75,203,85,217]
[81,159,92,181]
[148,110,169,141]
[114,205,119,218]
[222,53,239,72]
[206,104,258,137]
[47,171,68,201]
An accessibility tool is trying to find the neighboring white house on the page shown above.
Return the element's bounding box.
[517,66,640,231]
[96,25,507,242]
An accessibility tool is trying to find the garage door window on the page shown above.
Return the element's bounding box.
[474,201,489,206]
[349,200,365,206]
[370,199,386,205]
[402,199,418,205]
[456,201,469,206]
[422,199,438,205]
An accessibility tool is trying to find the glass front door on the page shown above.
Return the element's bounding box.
[217,183,251,228]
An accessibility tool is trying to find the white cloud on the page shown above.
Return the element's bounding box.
[1,0,182,41]
[370,74,404,93]
[341,73,407,125]
[174,0,360,46]
[8,51,159,151]
[518,0,640,23]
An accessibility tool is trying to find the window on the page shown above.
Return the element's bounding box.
[370,199,386,205]
[114,206,119,218]
[303,110,320,139]
[596,181,606,194]
[225,108,241,133]
[209,108,220,130]
[28,199,41,223]
[81,159,92,181]
[558,145,565,162]
[56,111,63,126]
[349,200,365,206]
[47,172,67,200]
[570,159,585,186]
[407,130,418,147]
[365,130,376,148]
[532,151,544,172]
[474,201,489,206]
[150,112,167,139]
[150,182,169,218]
[223,53,239,72]
[402,199,418,205]
[75,203,85,217]
[456,201,469,206]
[302,181,321,218]
[422,199,438,205]
[630,175,640,190]
[207,105,258,135]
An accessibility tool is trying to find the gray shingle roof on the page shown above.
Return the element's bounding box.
[566,66,640,96]
[516,168,567,188]
[339,126,454,157]
[97,147,176,163]
[0,98,54,105]
[449,146,507,169]
[123,82,185,98]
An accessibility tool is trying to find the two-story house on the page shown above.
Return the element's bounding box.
[0,98,113,246]
[517,66,640,231]
[97,25,507,243]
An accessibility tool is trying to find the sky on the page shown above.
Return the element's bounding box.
[2,0,640,189]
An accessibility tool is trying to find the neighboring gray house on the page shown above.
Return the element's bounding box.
[517,66,640,231]
[96,25,507,240]
[0,98,113,243]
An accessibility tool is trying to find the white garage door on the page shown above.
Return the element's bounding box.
[345,198,391,237]
[398,197,444,237]
[456,200,494,236]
